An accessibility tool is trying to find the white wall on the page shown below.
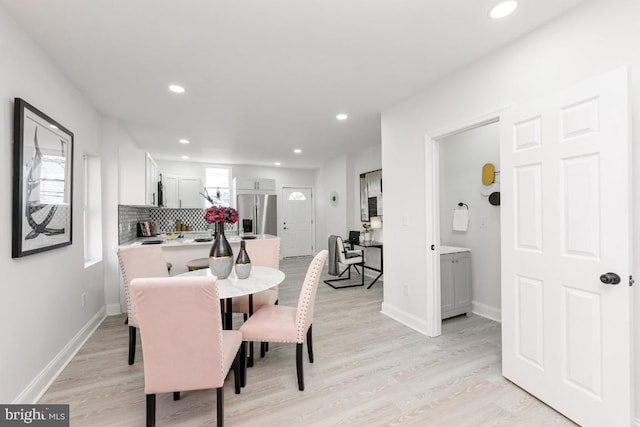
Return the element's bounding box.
[380,0,640,416]
[312,146,383,279]
[439,123,501,320]
[314,155,347,252]
[102,118,139,314]
[0,6,105,403]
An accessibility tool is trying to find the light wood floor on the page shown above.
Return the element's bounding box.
[41,257,576,426]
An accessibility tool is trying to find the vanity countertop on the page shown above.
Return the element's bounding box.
[440,245,471,255]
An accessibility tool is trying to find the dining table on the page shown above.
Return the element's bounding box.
[178,265,285,327]
[177,265,286,370]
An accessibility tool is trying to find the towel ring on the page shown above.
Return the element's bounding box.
[457,202,468,209]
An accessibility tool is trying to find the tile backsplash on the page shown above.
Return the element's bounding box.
[118,205,238,244]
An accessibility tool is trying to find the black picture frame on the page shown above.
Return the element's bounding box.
[12,98,74,258]
[360,168,382,222]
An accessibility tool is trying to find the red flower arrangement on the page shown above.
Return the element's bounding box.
[204,206,239,224]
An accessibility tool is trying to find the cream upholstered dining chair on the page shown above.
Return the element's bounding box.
[131,276,243,427]
[231,238,281,316]
[324,235,365,289]
[240,249,328,391]
[117,246,169,365]
[231,238,281,363]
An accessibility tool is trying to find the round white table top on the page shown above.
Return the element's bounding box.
[177,266,285,299]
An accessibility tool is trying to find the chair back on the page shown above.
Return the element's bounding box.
[295,250,329,341]
[131,276,226,394]
[117,246,169,327]
[244,238,280,268]
[336,236,348,263]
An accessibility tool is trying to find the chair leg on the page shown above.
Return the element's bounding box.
[296,343,304,391]
[146,394,156,427]
[233,347,241,394]
[306,325,314,363]
[128,326,136,365]
[173,392,180,401]
[324,264,365,289]
[216,387,224,426]
[260,342,267,358]
[240,341,247,388]
[248,341,254,367]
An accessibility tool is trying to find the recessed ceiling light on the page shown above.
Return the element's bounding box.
[294,149,302,154]
[489,1,518,19]
[169,84,185,93]
[274,162,281,166]
[336,113,348,120]
[181,155,189,160]
[179,139,189,144]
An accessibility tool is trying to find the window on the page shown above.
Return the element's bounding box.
[204,167,231,206]
[288,191,307,201]
[83,154,102,266]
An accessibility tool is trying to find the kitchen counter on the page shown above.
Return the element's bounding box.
[122,233,278,248]
[120,234,280,275]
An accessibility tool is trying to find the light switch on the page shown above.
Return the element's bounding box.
[479,216,487,229]
[402,215,409,226]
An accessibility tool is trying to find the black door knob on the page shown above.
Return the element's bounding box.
[600,272,621,285]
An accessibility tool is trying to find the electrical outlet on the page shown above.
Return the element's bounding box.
[81,292,86,308]
[479,216,487,229]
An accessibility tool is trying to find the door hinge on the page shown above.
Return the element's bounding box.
[630,275,635,287]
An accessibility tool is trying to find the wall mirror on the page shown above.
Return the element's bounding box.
[360,169,382,222]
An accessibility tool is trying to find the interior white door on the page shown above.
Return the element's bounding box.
[501,68,631,427]
[281,187,313,257]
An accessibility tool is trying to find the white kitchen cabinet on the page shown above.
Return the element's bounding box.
[234,177,276,194]
[162,174,179,207]
[440,249,472,319]
[162,174,202,208]
[119,148,160,206]
[146,155,159,205]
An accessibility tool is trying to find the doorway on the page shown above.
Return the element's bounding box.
[281,187,314,257]
[437,121,502,325]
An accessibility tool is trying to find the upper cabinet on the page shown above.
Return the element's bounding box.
[162,174,202,208]
[234,177,276,194]
[119,148,160,206]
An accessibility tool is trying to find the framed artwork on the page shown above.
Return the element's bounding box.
[12,98,74,258]
[360,169,382,222]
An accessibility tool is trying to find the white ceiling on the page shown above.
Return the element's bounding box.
[0,0,585,168]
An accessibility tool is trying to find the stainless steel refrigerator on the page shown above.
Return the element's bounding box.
[236,194,278,236]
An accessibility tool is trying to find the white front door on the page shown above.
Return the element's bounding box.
[281,187,313,257]
[501,68,632,426]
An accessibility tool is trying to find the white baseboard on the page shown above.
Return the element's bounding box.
[472,301,501,323]
[381,302,428,336]
[106,303,122,316]
[13,307,107,404]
